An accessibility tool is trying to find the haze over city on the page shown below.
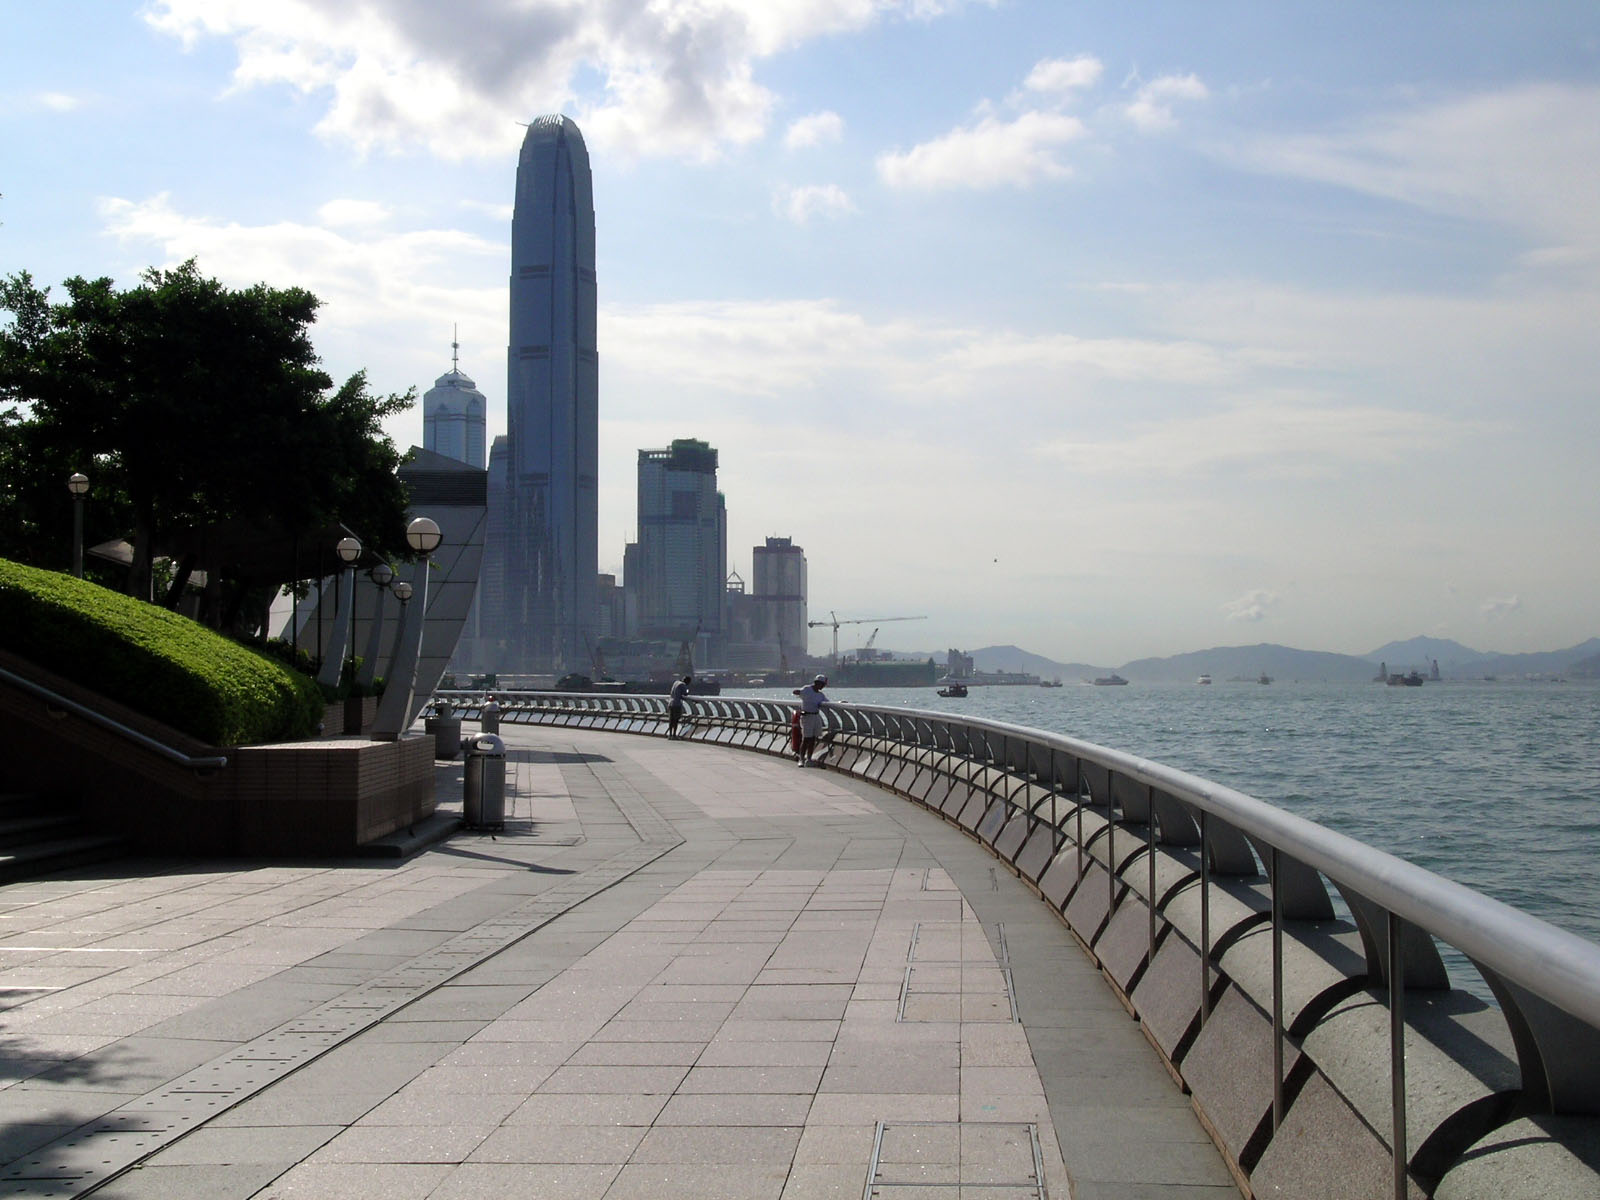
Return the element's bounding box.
[5,2,1598,664]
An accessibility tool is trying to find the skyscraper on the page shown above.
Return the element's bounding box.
[753,537,808,660]
[502,114,598,672]
[421,334,486,469]
[630,439,727,666]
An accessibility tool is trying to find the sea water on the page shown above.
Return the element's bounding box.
[743,680,1600,953]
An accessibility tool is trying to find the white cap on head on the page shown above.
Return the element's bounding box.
[814,674,827,684]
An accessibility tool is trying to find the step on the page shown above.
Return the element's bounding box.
[0,834,129,886]
[0,812,80,844]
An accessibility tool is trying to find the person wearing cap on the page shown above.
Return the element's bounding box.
[791,674,838,766]
[668,674,692,739]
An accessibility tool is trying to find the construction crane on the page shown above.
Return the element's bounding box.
[807,612,927,666]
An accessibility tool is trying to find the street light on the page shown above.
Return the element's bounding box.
[316,535,363,689]
[356,561,395,691]
[406,517,442,556]
[369,516,434,741]
[67,472,88,579]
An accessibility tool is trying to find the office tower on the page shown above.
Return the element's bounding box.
[633,439,726,666]
[752,537,808,660]
[503,114,598,672]
[421,335,486,469]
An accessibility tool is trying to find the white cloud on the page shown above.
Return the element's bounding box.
[35,91,85,112]
[317,199,391,227]
[97,193,504,428]
[1480,595,1523,621]
[1023,55,1103,98]
[1228,84,1600,257]
[143,0,975,161]
[1223,589,1278,623]
[1034,399,1495,480]
[877,110,1087,189]
[775,183,856,223]
[785,110,845,149]
[1124,73,1208,132]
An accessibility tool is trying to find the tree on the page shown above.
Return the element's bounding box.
[0,262,414,615]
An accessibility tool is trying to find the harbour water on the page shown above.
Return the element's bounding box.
[739,680,1600,952]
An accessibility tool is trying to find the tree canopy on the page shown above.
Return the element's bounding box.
[0,261,413,625]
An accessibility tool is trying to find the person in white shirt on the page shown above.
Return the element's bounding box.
[791,674,837,766]
[668,675,691,739]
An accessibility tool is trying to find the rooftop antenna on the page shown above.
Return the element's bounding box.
[451,324,459,372]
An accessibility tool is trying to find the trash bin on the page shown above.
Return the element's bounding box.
[425,702,461,761]
[463,733,506,829]
[480,698,501,735]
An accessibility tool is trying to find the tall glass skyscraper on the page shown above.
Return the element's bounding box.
[503,115,598,672]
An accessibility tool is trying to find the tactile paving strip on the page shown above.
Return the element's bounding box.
[0,771,682,1197]
[866,1121,1047,1197]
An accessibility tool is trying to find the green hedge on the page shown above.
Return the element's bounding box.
[0,557,323,745]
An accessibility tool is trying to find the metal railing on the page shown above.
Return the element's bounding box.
[435,688,1600,1197]
[1,664,229,772]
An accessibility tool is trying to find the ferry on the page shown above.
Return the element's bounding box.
[1197,673,1212,685]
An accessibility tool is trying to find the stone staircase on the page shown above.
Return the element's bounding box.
[0,792,127,885]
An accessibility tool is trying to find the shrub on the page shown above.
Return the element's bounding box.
[0,557,323,745]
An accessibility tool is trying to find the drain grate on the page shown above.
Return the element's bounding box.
[865,1121,1046,1198]
[899,921,1018,1023]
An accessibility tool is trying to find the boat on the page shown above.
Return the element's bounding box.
[937,683,968,698]
[1038,678,1063,688]
[1258,674,1272,685]
[1197,673,1212,685]
[1385,670,1424,687]
[1092,674,1128,687]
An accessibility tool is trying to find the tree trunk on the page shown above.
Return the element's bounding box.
[163,553,196,610]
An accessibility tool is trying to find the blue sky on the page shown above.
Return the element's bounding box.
[5,1,1598,663]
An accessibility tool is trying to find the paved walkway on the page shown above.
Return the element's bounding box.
[0,724,1237,1199]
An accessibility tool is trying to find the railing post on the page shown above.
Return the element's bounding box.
[1389,910,1408,1200]
[1108,772,1117,915]
[1200,810,1212,1021]
[1271,846,1285,1130]
[1147,784,1157,965]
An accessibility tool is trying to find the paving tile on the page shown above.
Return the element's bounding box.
[467,1123,646,1163]
[655,1092,815,1127]
[630,1124,802,1164]
[242,1160,452,1197]
[603,1162,790,1199]
[425,1162,620,1199]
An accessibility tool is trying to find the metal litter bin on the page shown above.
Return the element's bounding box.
[463,733,506,829]
[480,698,501,734]
[425,702,462,760]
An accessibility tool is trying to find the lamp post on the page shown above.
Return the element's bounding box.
[370,519,442,740]
[356,562,394,691]
[67,473,88,579]
[316,535,362,689]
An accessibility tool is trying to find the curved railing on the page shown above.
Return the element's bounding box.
[433,689,1600,1198]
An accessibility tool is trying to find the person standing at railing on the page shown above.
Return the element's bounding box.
[667,675,692,739]
[791,674,838,766]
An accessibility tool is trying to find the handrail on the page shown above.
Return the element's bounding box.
[1,664,229,772]
[436,686,1600,1196]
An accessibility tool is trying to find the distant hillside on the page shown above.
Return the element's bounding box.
[1472,639,1600,679]
[950,637,1600,684]
[1118,644,1374,683]
[1364,636,1485,672]
[968,645,1108,679]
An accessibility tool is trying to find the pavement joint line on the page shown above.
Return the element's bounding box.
[0,754,685,1198]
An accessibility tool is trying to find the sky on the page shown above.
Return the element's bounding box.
[4,1,1599,664]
